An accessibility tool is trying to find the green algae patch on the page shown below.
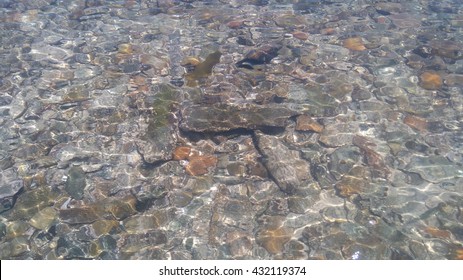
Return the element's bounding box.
[185,51,222,86]
[10,186,58,220]
[144,83,182,139]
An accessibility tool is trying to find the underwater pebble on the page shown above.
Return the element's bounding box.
[172,146,191,161]
[295,115,324,133]
[185,155,218,176]
[292,31,309,41]
[343,37,366,51]
[403,115,428,132]
[419,71,443,90]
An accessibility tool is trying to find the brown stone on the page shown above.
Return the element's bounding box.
[419,71,443,90]
[321,28,335,35]
[199,10,215,21]
[226,162,246,176]
[227,20,245,29]
[131,75,147,86]
[336,175,367,197]
[185,51,222,87]
[352,135,390,178]
[92,220,120,236]
[295,115,324,133]
[118,43,133,55]
[59,207,100,224]
[292,31,309,41]
[257,227,292,254]
[181,57,201,67]
[376,16,388,24]
[448,247,463,260]
[343,37,366,51]
[423,227,451,239]
[247,161,268,178]
[185,155,218,176]
[106,196,137,220]
[172,146,191,160]
[404,115,428,132]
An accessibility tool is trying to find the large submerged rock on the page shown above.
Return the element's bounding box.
[136,84,183,163]
[180,103,298,132]
[255,132,312,194]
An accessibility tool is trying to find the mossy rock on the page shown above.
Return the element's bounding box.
[143,83,182,140]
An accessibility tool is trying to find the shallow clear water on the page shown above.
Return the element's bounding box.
[0,0,462,259]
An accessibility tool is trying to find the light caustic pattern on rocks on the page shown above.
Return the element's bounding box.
[0,0,462,260]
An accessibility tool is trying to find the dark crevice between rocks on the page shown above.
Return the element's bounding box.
[0,186,24,215]
[135,145,171,170]
[139,159,170,170]
[130,185,168,213]
[179,126,285,143]
[179,127,253,143]
[236,45,281,70]
[258,126,286,135]
[311,164,335,189]
[134,197,154,212]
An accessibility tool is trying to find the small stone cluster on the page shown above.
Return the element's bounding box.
[0,0,462,260]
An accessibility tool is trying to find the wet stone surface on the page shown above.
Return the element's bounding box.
[1,0,463,259]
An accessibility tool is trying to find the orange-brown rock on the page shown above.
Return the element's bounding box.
[419,71,442,90]
[185,155,218,176]
[92,220,120,236]
[227,20,245,29]
[292,31,309,41]
[257,227,292,254]
[295,115,324,133]
[403,115,428,132]
[181,57,201,67]
[447,247,463,260]
[117,43,133,55]
[352,135,390,178]
[336,176,366,197]
[172,146,191,161]
[423,227,451,239]
[343,37,366,51]
[376,16,388,24]
[335,165,370,198]
[321,28,335,35]
[131,75,147,86]
[105,196,137,220]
